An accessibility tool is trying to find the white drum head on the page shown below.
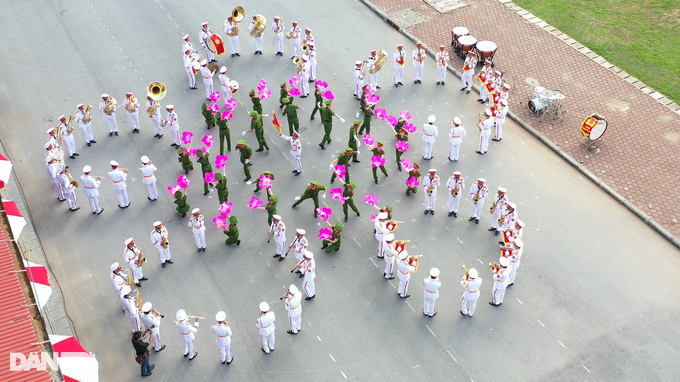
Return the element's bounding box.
[452,27,469,36]
[476,41,497,53]
[528,98,547,112]
[458,36,477,49]
[589,119,607,140]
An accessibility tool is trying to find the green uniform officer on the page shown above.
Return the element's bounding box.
[292,181,327,217]
[348,120,361,163]
[177,147,194,174]
[330,148,353,183]
[281,98,303,135]
[201,103,216,129]
[406,164,421,196]
[358,105,374,135]
[174,190,190,217]
[252,171,274,193]
[235,140,253,181]
[250,90,263,114]
[279,83,289,109]
[196,149,213,195]
[214,173,229,203]
[260,192,278,226]
[318,100,343,149]
[393,119,408,171]
[244,111,269,151]
[223,216,241,245]
[321,221,343,253]
[340,180,360,222]
[370,141,389,184]
[310,85,323,120]
[216,114,231,154]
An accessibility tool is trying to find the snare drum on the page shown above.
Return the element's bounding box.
[230,80,240,94]
[452,27,469,49]
[458,36,477,53]
[476,40,497,60]
[580,115,607,140]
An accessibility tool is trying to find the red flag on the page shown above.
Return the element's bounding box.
[272,111,282,134]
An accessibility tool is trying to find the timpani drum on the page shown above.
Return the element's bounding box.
[580,115,608,140]
[451,27,469,50]
[475,40,497,62]
[457,36,477,58]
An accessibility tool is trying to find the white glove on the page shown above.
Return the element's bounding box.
[356,150,360,155]
[246,180,253,185]
[355,111,360,118]
[294,196,301,201]
[245,159,250,164]
[329,164,334,170]
[322,194,326,199]
[339,118,345,123]
[241,131,247,136]
[300,108,304,111]
[357,142,361,148]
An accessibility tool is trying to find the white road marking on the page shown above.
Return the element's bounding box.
[516,298,523,305]
[537,320,545,327]
[582,365,590,373]
[341,370,347,379]
[405,301,416,313]
[457,237,463,243]
[369,258,378,268]
[557,340,565,348]
[425,325,435,336]
[477,258,483,264]
[352,237,362,247]
[388,280,395,288]
[445,349,458,363]
[329,353,335,362]
[445,226,450,231]
[317,335,322,342]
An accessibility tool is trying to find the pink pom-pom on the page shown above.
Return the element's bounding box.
[330,188,344,204]
[209,103,220,114]
[363,134,374,146]
[225,99,237,111]
[333,165,346,179]
[315,80,328,89]
[367,84,377,94]
[168,185,180,196]
[374,108,387,120]
[259,88,271,100]
[218,201,233,217]
[221,111,233,121]
[386,115,398,127]
[318,228,333,241]
[209,91,221,103]
[395,140,410,153]
[213,215,227,229]
[364,193,379,206]
[204,172,216,184]
[215,155,228,169]
[371,156,386,168]
[259,79,267,88]
[177,175,190,189]
[189,148,198,159]
[288,88,301,97]
[248,196,264,209]
[201,133,214,147]
[400,110,412,121]
[401,158,414,172]
[316,207,332,222]
[181,131,194,145]
[407,176,420,188]
[370,214,377,224]
[323,90,334,100]
[404,122,417,133]
[365,94,380,106]
[289,76,299,87]
[259,176,272,189]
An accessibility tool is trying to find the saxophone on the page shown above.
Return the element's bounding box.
[124,269,135,287]
[134,246,147,267]
[135,289,144,310]
[161,230,169,249]
[473,185,482,205]
[66,171,79,188]
[83,105,93,123]
[104,98,116,115]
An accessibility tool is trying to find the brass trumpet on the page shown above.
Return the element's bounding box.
[462,264,469,280]
[489,262,500,272]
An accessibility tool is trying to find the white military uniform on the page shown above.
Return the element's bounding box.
[460,275,482,316]
[397,257,416,297]
[99,99,119,134]
[150,227,171,264]
[107,168,129,208]
[291,235,308,263]
[120,293,142,332]
[141,310,162,351]
[446,175,464,215]
[199,27,216,62]
[199,65,215,100]
[435,50,449,83]
[284,290,302,333]
[218,72,232,102]
[249,20,263,53]
[256,310,276,353]
[368,53,379,87]
[423,276,441,316]
[290,25,301,57]
[183,52,196,89]
[492,265,510,305]
[75,108,95,144]
[167,110,181,146]
[478,115,494,154]
[223,21,240,55]
[58,122,76,157]
[421,123,438,160]
[412,47,425,82]
[80,174,102,213]
[478,65,493,101]
[124,246,143,283]
[469,182,489,220]
[188,214,207,250]
[422,173,440,212]
[383,241,398,278]
[300,60,311,96]
[501,209,518,231]
[495,104,508,140]
[272,20,284,54]
[270,220,287,257]
[47,160,64,201]
[448,124,466,161]
[393,49,405,85]
[353,63,364,99]
[147,99,163,137]
[139,163,158,200]
[57,172,78,210]
[374,219,389,258]
[123,97,140,131]
[110,270,127,299]
[308,47,317,81]
[301,257,316,297]
[461,54,477,91]
[491,192,508,231]
[282,134,302,173]
[211,322,233,363]
[175,318,199,357]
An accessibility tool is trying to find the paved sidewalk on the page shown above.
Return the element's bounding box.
[361,0,680,244]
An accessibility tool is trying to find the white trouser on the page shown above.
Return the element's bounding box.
[204,46,216,61]
[292,154,301,172]
[85,194,102,213]
[449,141,461,161]
[63,136,76,156]
[221,85,232,102]
[495,118,505,139]
[369,72,378,86]
[64,188,77,209]
[217,339,232,362]
[413,62,423,81]
[228,36,239,54]
[436,65,446,82]
[376,238,384,258]
[354,79,363,98]
[291,40,300,56]
[448,193,461,213]
[424,189,437,210]
[303,272,316,297]
[128,313,142,332]
[480,85,489,101]
[398,272,410,297]
[104,114,118,133]
[144,181,158,200]
[275,237,286,256]
[301,72,310,96]
[114,188,129,207]
[384,256,395,278]
[510,261,520,283]
[193,228,206,249]
[154,244,171,263]
[423,293,438,316]
[181,333,196,357]
[170,127,181,145]
[129,263,143,281]
[127,111,139,130]
[492,209,502,230]
[310,60,317,80]
[479,131,490,153]
[492,281,508,304]
[288,313,301,333]
[261,332,275,352]
[52,180,64,200]
[460,292,479,315]
[422,140,434,159]
[394,66,404,84]
[151,116,162,136]
[253,36,263,51]
[461,70,474,91]
[275,34,283,52]
[203,79,214,99]
[80,123,94,142]
[151,327,161,351]
[470,198,484,219]
[185,67,196,88]
[295,250,304,263]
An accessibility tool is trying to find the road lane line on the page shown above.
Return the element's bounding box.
[516,298,523,305]
[537,319,545,327]
[457,237,463,243]
[477,258,483,264]
[425,325,435,336]
[445,349,457,363]
[317,335,321,342]
[369,258,378,268]
[352,237,362,247]
[557,340,565,348]
[582,365,590,373]
[329,353,335,362]
[341,370,347,379]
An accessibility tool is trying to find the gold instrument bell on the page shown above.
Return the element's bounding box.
[147,82,167,101]
[225,6,244,36]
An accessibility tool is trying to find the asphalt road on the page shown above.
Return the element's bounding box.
[1,0,679,381]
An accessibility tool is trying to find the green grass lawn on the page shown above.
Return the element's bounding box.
[514,0,680,104]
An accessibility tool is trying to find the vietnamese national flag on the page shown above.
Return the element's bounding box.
[272,111,282,134]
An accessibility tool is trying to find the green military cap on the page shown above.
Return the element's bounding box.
[215,173,223,180]
[263,171,273,175]
[174,191,182,198]
[353,120,361,125]
[202,103,208,110]
[377,141,384,146]
[324,99,332,105]
[177,148,184,155]
[335,222,344,231]
[237,140,245,145]
[386,205,393,212]
[310,181,321,187]
[196,150,204,157]
[349,182,356,188]
[250,110,258,116]
[229,216,238,224]
[249,89,256,96]
[280,83,287,88]
[282,98,291,104]
[345,147,353,152]
[270,195,279,202]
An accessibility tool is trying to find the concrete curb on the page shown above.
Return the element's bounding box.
[359,0,680,250]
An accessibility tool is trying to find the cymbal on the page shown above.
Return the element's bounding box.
[554,93,566,100]
[525,77,540,87]
[540,89,554,98]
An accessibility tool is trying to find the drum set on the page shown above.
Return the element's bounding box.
[525,77,567,121]
[451,27,497,63]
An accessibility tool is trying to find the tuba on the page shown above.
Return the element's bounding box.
[225,6,244,37]
[250,14,266,38]
[83,105,92,124]
[125,95,137,113]
[369,49,388,74]
[148,82,167,101]
[104,98,116,115]
[66,116,75,134]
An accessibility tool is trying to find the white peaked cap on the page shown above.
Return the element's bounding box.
[176,309,187,320]
[216,311,226,321]
[259,302,269,312]
[142,302,152,312]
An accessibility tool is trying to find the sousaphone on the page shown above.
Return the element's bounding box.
[147,82,167,101]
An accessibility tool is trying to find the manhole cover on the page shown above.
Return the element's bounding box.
[388,9,426,29]
[424,0,468,13]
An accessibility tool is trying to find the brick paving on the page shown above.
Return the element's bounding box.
[364,0,680,242]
